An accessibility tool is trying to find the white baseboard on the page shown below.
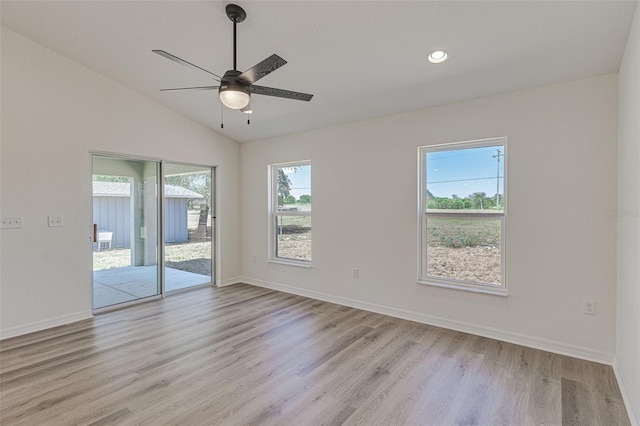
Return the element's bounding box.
[0,310,93,341]
[218,277,244,287]
[0,278,245,339]
[240,276,615,365]
[613,356,640,426]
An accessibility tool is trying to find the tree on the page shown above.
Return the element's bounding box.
[451,199,465,209]
[93,175,129,183]
[283,195,296,204]
[422,190,505,211]
[470,192,487,210]
[165,173,211,208]
[483,196,496,209]
[426,189,435,204]
[277,169,292,207]
[299,194,311,204]
[427,197,453,209]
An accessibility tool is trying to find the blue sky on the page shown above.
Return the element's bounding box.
[426,145,504,198]
[282,165,311,199]
[280,147,503,201]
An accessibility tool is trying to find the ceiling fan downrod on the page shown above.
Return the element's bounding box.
[225,4,246,71]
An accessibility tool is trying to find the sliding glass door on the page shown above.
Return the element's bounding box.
[92,155,161,309]
[92,156,215,310]
[163,163,214,292]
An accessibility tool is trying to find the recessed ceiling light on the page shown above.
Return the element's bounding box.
[427,50,448,64]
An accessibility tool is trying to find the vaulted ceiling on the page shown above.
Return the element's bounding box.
[1,1,636,142]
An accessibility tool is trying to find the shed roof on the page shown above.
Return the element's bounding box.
[93,181,204,199]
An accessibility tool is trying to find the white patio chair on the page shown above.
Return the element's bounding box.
[97,230,113,251]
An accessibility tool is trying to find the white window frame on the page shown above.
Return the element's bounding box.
[268,160,312,267]
[418,137,507,295]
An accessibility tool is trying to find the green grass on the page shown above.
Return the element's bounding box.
[426,218,501,248]
[276,215,311,235]
[93,241,211,272]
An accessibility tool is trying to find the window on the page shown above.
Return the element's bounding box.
[269,161,312,265]
[419,138,507,294]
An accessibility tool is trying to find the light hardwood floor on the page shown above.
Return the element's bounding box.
[0,284,630,425]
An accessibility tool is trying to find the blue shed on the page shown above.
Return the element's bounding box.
[92,181,204,248]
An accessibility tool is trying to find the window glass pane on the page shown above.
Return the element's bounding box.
[276,164,311,212]
[275,215,311,261]
[92,156,160,309]
[164,164,213,292]
[426,145,504,212]
[426,217,501,285]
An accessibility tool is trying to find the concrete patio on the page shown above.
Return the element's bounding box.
[93,265,211,309]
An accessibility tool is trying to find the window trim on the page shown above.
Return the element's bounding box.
[268,160,312,267]
[418,137,508,295]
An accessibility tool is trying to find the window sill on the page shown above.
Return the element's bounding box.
[269,259,312,269]
[417,279,507,296]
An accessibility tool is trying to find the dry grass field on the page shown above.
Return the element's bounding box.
[426,218,502,285]
[273,216,502,285]
[275,215,311,261]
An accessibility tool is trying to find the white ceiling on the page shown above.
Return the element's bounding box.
[1,1,636,143]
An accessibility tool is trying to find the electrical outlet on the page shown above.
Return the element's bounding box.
[48,215,63,227]
[1,217,23,229]
[583,300,596,315]
[352,268,359,279]
[252,255,257,263]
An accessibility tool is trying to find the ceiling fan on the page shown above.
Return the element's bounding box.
[153,3,313,117]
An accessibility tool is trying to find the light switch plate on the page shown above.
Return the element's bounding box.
[48,216,63,227]
[1,217,23,229]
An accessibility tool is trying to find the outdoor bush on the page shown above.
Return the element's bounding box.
[440,234,480,248]
[298,194,311,204]
[427,218,500,248]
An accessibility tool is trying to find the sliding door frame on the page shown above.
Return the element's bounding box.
[161,161,216,294]
[91,151,217,313]
[91,151,164,312]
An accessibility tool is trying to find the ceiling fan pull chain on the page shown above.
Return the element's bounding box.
[220,103,224,129]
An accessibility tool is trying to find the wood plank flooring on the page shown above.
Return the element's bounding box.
[0,284,630,425]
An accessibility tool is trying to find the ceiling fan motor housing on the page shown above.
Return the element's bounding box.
[226,4,246,23]
[219,70,251,109]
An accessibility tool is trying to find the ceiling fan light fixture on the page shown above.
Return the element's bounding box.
[155,3,313,125]
[427,50,448,64]
[219,84,251,109]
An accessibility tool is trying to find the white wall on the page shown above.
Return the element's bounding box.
[0,27,241,338]
[1,11,635,417]
[241,73,619,361]
[617,2,640,424]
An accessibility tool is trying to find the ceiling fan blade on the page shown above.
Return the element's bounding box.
[250,85,313,102]
[238,54,287,85]
[152,50,221,81]
[159,86,219,92]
